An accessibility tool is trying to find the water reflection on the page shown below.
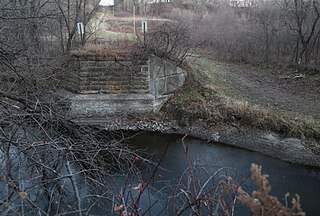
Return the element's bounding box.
[126,132,320,215]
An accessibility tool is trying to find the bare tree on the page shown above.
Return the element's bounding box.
[54,0,100,52]
[0,1,139,214]
[277,0,320,65]
[251,1,281,63]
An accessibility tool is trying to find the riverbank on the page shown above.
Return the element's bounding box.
[74,116,320,167]
[162,60,320,155]
[72,58,320,167]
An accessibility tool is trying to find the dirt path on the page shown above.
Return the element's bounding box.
[193,58,320,118]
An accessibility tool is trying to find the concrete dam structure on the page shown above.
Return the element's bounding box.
[62,54,187,116]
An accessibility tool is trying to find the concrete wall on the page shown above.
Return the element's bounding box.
[63,58,149,94]
[63,55,187,116]
[148,55,187,97]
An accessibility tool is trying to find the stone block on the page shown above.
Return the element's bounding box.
[141,65,149,73]
[178,73,187,86]
[151,64,165,79]
[166,73,186,93]
[149,55,165,79]
[177,67,186,75]
[164,60,177,76]
[167,76,178,93]
[155,78,167,96]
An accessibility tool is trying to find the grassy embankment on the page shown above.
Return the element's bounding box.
[86,13,320,154]
[162,57,320,154]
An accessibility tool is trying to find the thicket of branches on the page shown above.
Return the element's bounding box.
[162,0,320,70]
[0,0,139,214]
[0,0,311,215]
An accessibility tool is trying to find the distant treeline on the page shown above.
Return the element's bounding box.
[160,0,320,70]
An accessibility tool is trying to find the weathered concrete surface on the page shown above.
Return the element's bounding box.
[62,58,149,94]
[149,55,187,97]
[217,129,320,167]
[64,92,169,116]
[62,55,187,116]
[73,117,320,167]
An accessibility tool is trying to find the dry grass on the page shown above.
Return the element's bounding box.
[70,41,148,60]
[236,164,305,216]
[162,67,320,153]
[165,83,320,136]
[220,96,319,139]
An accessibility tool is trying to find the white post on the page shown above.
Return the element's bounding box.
[77,22,84,35]
[141,21,147,45]
[141,21,147,33]
[77,22,85,45]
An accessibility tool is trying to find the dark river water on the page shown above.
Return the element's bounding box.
[122,132,320,215]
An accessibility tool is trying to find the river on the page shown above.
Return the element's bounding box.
[120,132,320,215]
[3,130,319,215]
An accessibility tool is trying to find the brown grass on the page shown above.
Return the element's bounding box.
[162,66,320,153]
[236,164,305,216]
[220,97,319,139]
[70,41,148,60]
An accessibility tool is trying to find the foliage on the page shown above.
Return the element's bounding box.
[236,164,305,216]
[163,0,320,70]
[162,67,320,147]
[144,21,200,64]
[70,40,147,59]
[0,1,315,215]
[0,59,141,214]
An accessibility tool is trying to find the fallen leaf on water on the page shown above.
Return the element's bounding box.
[19,192,27,199]
[132,183,143,191]
[114,203,124,212]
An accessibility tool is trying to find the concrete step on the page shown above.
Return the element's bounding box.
[62,91,170,117]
